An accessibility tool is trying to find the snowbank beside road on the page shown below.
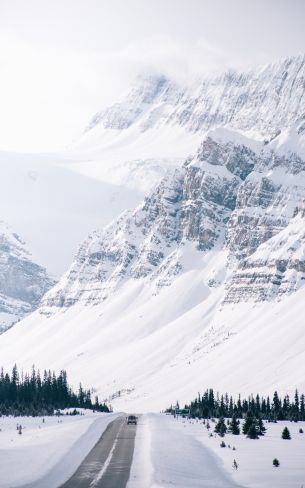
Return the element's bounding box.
[128,414,305,488]
[0,411,119,488]
[127,413,240,488]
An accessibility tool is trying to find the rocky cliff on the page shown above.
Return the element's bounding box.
[0,222,55,332]
[88,54,305,140]
[41,125,305,314]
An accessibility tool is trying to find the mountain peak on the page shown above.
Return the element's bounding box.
[80,53,305,153]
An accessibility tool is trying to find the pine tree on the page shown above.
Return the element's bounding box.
[242,412,254,435]
[247,422,259,439]
[214,417,227,437]
[184,388,305,424]
[292,389,300,420]
[272,391,281,418]
[281,427,291,439]
[266,396,271,416]
[257,416,266,436]
[0,365,109,416]
[300,394,305,420]
[229,414,240,435]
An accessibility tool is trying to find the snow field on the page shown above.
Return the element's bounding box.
[128,414,305,488]
[127,413,240,488]
[0,410,119,488]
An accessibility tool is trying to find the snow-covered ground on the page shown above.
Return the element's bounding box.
[128,413,240,488]
[0,410,119,488]
[128,414,305,488]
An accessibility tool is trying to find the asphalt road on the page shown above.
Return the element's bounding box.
[59,416,137,488]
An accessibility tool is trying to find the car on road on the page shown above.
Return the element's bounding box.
[127,415,137,425]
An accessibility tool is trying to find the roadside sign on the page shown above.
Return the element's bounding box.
[175,408,190,417]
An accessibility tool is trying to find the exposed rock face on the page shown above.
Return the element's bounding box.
[223,148,305,302]
[225,213,305,303]
[88,55,305,140]
[87,75,176,131]
[41,125,305,314]
[41,131,257,312]
[0,222,55,332]
[225,150,305,260]
[40,53,305,315]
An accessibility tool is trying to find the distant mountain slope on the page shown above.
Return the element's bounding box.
[1,127,305,410]
[66,54,305,192]
[78,54,305,151]
[41,129,258,313]
[42,127,305,313]
[0,221,55,332]
[1,54,305,410]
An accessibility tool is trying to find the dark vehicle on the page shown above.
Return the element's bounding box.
[127,415,137,425]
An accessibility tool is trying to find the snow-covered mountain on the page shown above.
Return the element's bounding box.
[87,54,305,138]
[0,221,55,333]
[41,129,259,312]
[65,53,305,192]
[2,124,305,410]
[42,125,305,313]
[73,54,305,158]
[1,54,305,411]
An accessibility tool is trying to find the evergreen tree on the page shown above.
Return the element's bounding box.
[247,422,259,439]
[214,417,227,437]
[242,412,254,435]
[229,414,240,435]
[266,396,271,416]
[295,390,299,410]
[272,391,281,418]
[281,427,291,439]
[257,416,266,436]
[0,365,109,416]
[300,394,305,418]
[183,388,305,423]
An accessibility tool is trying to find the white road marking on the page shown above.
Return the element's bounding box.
[89,420,124,487]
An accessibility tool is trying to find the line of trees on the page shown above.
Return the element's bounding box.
[178,388,305,421]
[0,365,109,416]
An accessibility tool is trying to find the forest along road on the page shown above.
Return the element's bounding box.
[59,415,137,488]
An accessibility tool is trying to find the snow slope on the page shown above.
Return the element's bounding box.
[0,411,119,488]
[1,246,305,412]
[128,414,305,488]
[1,129,305,411]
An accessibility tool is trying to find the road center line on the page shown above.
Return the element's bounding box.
[89,419,124,487]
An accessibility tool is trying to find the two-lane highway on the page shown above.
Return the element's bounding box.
[59,415,137,488]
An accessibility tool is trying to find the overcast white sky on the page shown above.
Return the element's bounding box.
[0,0,304,152]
